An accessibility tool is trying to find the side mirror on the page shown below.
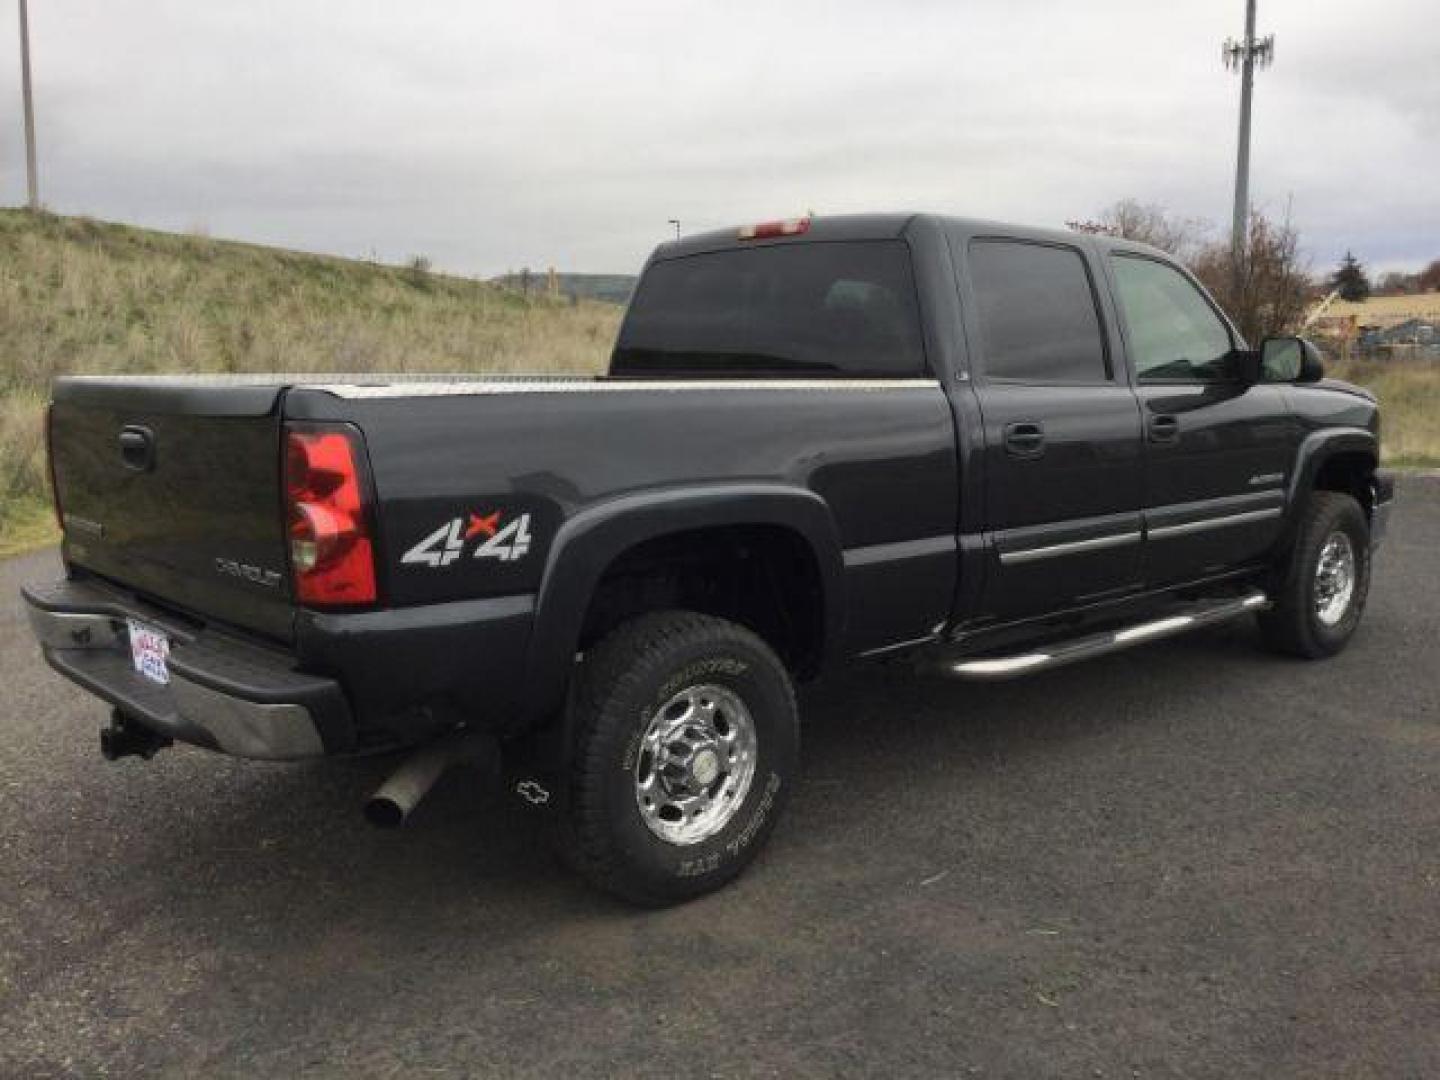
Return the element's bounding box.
[1260,336,1325,384]
[1297,338,1326,382]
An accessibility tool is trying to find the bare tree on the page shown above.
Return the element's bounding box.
[1067,199,1207,260]
[1377,271,1417,296]
[1191,210,1310,344]
[1073,199,1310,344]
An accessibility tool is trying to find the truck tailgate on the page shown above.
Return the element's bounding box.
[49,377,294,642]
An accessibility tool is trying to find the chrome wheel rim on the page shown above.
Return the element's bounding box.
[1314,531,1357,627]
[634,683,757,846]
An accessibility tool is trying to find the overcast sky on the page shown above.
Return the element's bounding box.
[1,1,1434,278]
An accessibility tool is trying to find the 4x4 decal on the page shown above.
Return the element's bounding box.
[402,510,533,567]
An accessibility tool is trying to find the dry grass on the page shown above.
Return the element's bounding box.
[1328,357,1440,468]
[0,497,56,558]
[1328,293,1440,328]
[0,209,621,550]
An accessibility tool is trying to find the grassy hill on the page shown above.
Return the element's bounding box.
[0,210,622,552]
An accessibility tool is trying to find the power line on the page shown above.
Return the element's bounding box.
[18,0,39,210]
[1223,0,1274,257]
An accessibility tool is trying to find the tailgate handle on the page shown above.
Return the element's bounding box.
[118,425,156,472]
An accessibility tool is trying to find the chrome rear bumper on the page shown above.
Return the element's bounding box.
[23,577,351,760]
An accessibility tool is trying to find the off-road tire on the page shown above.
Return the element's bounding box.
[1258,491,1371,659]
[555,611,798,906]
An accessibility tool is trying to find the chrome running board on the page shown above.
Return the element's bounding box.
[944,590,1270,682]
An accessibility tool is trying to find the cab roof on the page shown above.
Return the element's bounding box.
[653,212,1176,264]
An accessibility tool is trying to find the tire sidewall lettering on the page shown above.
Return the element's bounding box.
[675,771,778,878]
[723,771,781,859]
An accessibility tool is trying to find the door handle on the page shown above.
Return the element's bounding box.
[1148,414,1180,443]
[1003,421,1045,458]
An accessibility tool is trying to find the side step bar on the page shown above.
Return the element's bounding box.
[943,590,1270,682]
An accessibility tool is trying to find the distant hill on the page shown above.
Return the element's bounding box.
[493,271,637,305]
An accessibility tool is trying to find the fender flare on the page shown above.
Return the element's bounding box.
[520,483,846,720]
[1278,426,1378,545]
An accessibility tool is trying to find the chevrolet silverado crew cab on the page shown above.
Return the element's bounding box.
[24,213,1394,905]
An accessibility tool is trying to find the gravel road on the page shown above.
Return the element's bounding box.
[2,479,1436,1078]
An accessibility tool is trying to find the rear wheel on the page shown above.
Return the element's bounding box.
[1258,491,1371,658]
[556,611,798,905]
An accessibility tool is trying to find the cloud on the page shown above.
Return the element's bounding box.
[0,0,1433,275]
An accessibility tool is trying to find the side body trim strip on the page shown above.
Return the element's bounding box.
[1146,506,1282,540]
[999,494,1287,565]
[999,531,1141,566]
[843,534,956,568]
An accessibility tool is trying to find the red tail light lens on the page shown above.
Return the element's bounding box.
[284,428,377,606]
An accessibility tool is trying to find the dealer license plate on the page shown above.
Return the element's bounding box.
[126,619,170,686]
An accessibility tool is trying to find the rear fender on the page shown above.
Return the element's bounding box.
[520,483,845,721]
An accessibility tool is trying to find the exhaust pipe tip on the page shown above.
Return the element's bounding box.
[363,795,408,829]
[363,731,497,829]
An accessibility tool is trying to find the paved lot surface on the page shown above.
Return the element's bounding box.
[1,479,1437,1079]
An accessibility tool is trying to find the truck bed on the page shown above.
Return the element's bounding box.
[50,371,959,662]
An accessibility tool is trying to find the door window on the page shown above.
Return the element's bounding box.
[968,240,1109,383]
[1110,256,1235,382]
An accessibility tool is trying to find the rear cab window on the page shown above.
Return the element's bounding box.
[612,240,927,378]
[967,239,1110,384]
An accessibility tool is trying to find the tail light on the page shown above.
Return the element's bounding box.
[284,426,377,606]
[738,217,811,240]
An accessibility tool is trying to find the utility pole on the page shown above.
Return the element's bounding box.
[1223,0,1274,258]
[668,219,681,240]
[18,0,40,210]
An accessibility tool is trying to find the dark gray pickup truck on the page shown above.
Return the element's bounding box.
[24,213,1393,904]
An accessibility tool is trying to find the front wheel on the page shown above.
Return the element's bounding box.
[1258,491,1372,659]
[555,611,798,905]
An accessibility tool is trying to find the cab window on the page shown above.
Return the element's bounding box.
[1110,256,1235,382]
[967,240,1110,384]
[613,241,926,378]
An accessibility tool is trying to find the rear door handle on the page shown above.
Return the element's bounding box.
[1003,421,1045,458]
[1148,414,1180,443]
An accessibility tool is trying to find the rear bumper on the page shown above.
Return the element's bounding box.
[23,577,351,760]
